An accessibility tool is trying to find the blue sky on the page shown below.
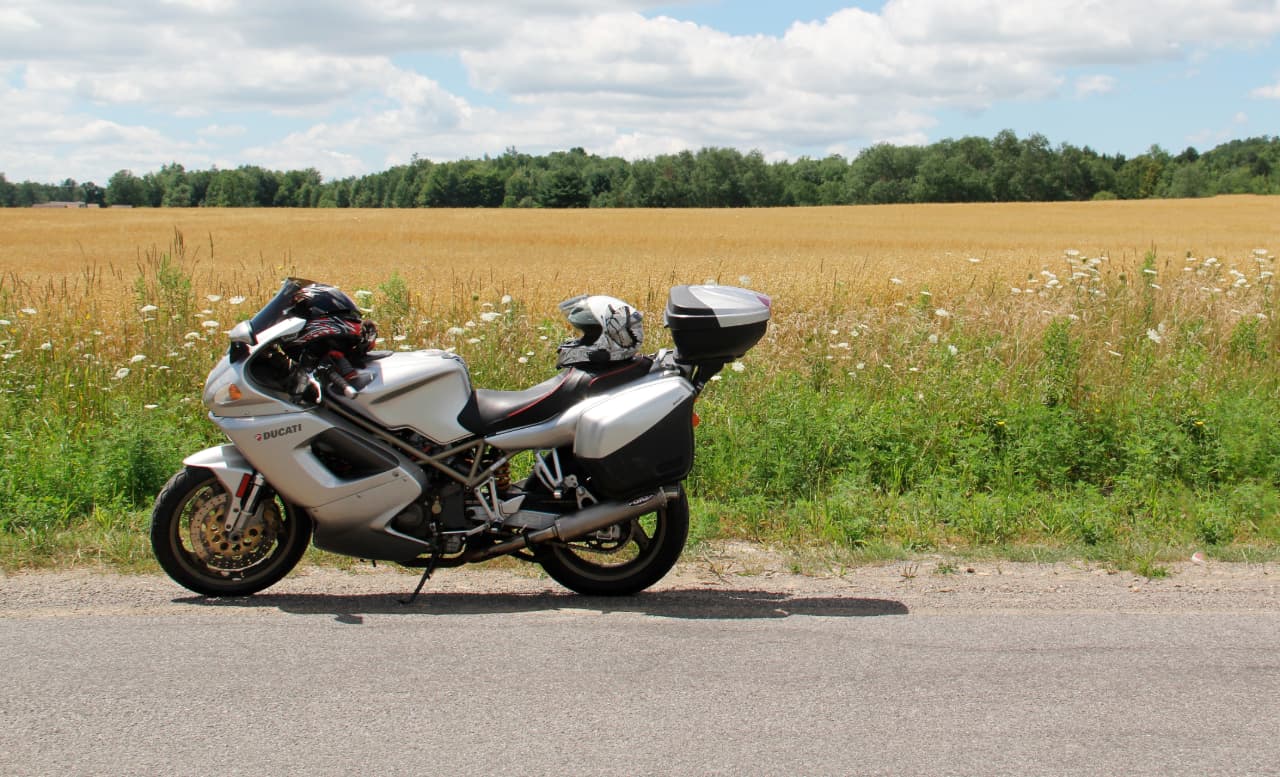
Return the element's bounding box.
[2,0,1278,184]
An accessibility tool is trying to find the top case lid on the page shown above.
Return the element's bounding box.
[665,285,772,330]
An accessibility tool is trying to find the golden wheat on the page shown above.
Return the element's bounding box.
[2,197,1275,300]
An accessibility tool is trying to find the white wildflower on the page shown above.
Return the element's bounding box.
[130,354,146,363]
[139,304,158,314]
[446,326,465,336]
[40,342,52,351]
[114,367,130,379]
[738,275,752,285]
[1146,328,1163,344]
[230,296,246,305]
[1108,350,1122,358]
[890,278,903,285]
[392,334,407,342]
[1011,288,1022,295]
[355,289,373,300]
[710,374,722,381]
[184,332,202,340]
[501,294,513,305]
[731,361,746,372]
[20,308,36,315]
[201,320,219,329]
[0,320,9,326]
[468,338,481,344]
[144,404,158,410]
[967,257,981,264]
[934,308,950,318]
[206,294,222,303]
[948,344,959,356]
[480,311,501,323]
[855,362,865,370]
[464,321,476,328]
[517,356,528,364]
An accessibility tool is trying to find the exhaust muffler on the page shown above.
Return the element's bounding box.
[470,488,674,560]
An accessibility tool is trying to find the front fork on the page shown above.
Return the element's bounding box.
[183,444,270,535]
[224,471,269,534]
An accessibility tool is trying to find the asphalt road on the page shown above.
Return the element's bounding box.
[2,561,1278,777]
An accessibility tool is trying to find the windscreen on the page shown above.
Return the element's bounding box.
[247,277,315,341]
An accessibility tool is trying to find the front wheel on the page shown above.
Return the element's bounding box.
[534,487,689,596]
[150,466,312,597]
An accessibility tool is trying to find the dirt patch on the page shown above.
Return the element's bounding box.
[2,542,1276,618]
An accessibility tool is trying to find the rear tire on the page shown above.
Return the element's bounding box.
[535,487,689,596]
[150,467,311,597]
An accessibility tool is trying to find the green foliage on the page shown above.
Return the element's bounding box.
[8,134,1280,209]
[4,252,1280,570]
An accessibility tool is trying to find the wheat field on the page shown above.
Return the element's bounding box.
[3,197,1276,308]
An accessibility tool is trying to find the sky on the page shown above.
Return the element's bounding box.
[2,0,1279,185]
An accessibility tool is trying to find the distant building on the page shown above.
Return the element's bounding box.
[32,201,87,208]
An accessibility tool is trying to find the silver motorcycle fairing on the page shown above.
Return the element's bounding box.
[482,371,685,453]
[203,317,308,418]
[214,410,432,561]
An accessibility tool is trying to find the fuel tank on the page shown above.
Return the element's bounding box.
[346,350,473,443]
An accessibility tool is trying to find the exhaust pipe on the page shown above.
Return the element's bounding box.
[471,488,674,561]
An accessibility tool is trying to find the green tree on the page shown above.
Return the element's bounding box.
[105,169,147,206]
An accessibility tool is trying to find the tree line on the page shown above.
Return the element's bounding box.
[3,131,1277,209]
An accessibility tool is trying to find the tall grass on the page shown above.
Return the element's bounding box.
[2,218,1278,571]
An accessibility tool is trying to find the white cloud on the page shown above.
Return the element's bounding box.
[1074,74,1117,98]
[2,0,1280,182]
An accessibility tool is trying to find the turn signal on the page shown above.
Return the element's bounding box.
[227,383,243,401]
[692,411,701,428]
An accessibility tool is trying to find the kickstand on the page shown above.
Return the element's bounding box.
[398,554,439,605]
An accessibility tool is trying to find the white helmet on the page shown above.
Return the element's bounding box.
[556,294,643,367]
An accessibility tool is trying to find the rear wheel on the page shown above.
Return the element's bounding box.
[150,467,311,597]
[534,487,689,596]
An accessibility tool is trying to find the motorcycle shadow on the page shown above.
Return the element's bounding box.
[178,588,909,621]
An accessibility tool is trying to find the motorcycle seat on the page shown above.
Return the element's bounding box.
[457,357,652,436]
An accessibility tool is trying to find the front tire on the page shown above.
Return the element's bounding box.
[150,466,312,597]
[534,487,689,596]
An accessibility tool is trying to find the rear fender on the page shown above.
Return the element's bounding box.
[183,445,255,496]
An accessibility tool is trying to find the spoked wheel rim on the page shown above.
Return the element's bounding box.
[547,510,668,579]
[535,488,689,595]
[177,483,285,576]
[152,467,310,596]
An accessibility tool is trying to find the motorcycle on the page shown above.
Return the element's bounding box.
[150,278,771,598]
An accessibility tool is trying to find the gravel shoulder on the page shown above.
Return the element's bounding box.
[2,542,1276,618]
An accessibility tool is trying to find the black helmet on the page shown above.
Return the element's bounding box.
[285,283,377,361]
[290,283,361,322]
